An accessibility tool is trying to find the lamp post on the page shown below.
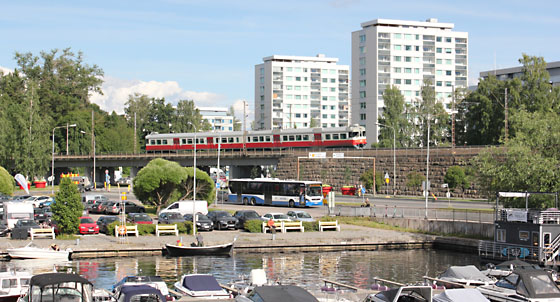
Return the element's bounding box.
[376,122,396,196]
[51,123,76,194]
[80,130,96,191]
[425,117,431,219]
[188,122,198,235]
[214,132,221,206]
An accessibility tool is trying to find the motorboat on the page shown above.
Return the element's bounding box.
[227,269,271,296]
[235,285,319,302]
[165,239,234,257]
[173,274,231,300]
[477,269,560,302]
[7,242,71,260]
[112,276,173,301]
[114,285,166,302]
[364,286,432,302]
[435,265,495,287]
[17,272,93,302]
[433,289,490,302]
[0,271,32,302]
[481,260,541,278]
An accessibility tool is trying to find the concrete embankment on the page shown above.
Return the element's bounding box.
[0,223,480,259]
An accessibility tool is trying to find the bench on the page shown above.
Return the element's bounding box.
[281,221,304,233]
[156,224,179,236]
[319,220,340,232]
[115,225,139,237]
[262,222,278,233]
[31,227,55,240]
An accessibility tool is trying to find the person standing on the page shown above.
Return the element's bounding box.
[267,219,276,240]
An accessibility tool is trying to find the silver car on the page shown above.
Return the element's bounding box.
[286,210,314,222]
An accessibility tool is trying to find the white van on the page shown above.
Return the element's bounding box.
[161,200,208,216]
[2,202,34,229]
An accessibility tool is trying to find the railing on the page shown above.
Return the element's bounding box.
[479,240,542,263]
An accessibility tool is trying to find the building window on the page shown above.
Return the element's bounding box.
[404,68,411,73]
[296,77,301,81]
[330,87,336,92]
[359,57,366,65]
[436,81,442,87]
[295,67,302,72]
[446,59,452,65]
[394,45,401,51]
[394,79,401,84]
[286,85,293,90]
[436,48,442,53]
[436,70,442,75]
[415,46,420,51]
[360,80,366,87]
[404,34,413,40]
[322,114,327,119]
[394,56,401,62]
[330,78,336,83]
[405,45,412,51]
[360,91,366,98]
[436,36,442,42]
[360,102,366,109]
[445,48,452,54]
[436,59,442,64]
[360,68,366,76]
[414,79,420,85]
[394,67,401,73]
[445,37,452,43]
[359,46,366,53]
[414,68,420,74]
[286,76,293,81]
[405,56,411,62]
[359,34,366,42]
[405,79,412,85]
[360,113,366,120]
[445,81,452,87]
[519,231,530,241]
[394,33,401,39]
[446,70,452,76]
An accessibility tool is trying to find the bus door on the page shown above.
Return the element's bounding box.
[299,184,306,206]
[264,183,273,205]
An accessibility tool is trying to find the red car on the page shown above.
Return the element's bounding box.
[79,216,100,234]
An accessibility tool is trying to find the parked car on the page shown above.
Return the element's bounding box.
[286,210,315,222]
[104,202,121,215]
[233,210,264,229]
[261,213,292,222]
[0,222,10,237]
[158,212,186,224]
[39,197,55,208]
[89,201,111,214]
[121,201,145,213]
[78,216,100,234]
[12,195,32,201]
[183,213,213,231]
[96,216,121,234]
[14,219,41,235]
[127,213,153,224]
[207,211,238,230]
[33,207,52,223]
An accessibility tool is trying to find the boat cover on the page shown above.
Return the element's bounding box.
[376,287,432,302]
[30,273,92,288]
[494,260,538,270]
[511,269,560,299]
[181,275,222,291]
[251,285,318,302]
[439,266,493,283]
[119,285,165,302]
[433,289,489,302]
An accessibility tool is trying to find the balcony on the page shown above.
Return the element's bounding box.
[423,35,435,41]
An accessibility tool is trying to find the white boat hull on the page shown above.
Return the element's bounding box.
[7,247,70,260]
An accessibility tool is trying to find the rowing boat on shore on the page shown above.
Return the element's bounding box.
[165,239,235,257]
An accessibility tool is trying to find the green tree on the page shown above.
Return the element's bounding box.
[173,99,210,133]
[0,166,14,195]
[518,54,558,112]
[309,117,319,128]
[51,177,83,234]
[379,85,414,148]
[228,106,241,131]
[133,158,185,213]
[125,93,152,150]
[406,172,424,188]
[177,167,215,205]
[444,166,468,190]
[359,169,383,192]
[413,80,449,147]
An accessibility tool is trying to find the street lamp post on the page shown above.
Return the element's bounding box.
[80,130,96,191]
[376,123,396,196]
[214,133,221,206]
[188,122,198,235]
[51,123,76,194]
[425,118,431,219]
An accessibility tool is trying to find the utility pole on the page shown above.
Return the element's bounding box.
[504,88,508,142]
[134,112,137,154]
[425,117,430,219]
[92,110,96,189]
[451,86,455,150]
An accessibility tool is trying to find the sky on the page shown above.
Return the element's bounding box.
[1,0,559,121]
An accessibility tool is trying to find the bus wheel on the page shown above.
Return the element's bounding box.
[289,200,295,208]
[243,197,249,205]
[250,198,256,206]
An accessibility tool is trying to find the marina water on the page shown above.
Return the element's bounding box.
[1,249,480,291]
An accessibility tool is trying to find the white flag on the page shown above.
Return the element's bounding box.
[14,174,29,195]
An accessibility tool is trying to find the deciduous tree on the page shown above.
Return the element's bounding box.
[0,166,14,195]
[51,177,83,234]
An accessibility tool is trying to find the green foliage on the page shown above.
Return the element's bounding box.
[178,167,215,205]
[177,221,193,234]
[413,79,449,147]
[406,172,424,188]
[302,221,319,232]
[344,167,351,184]
[244,219,263,233]
[250,166,262,179]
[379,85,414,148]
[0,166,14,195]
[133,158,185,213]
[52,178,83,234]
[359,169,383,192]
[137,224,156,235]
[444,166,468,190]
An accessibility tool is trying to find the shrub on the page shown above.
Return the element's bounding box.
[52,178,83,234]
[177,221,193,234]
[444,166,468,190]
[359,169,383,192]
[245,220,263,233]
[302,221,318,232]
[406,172,424,188]
[0,166,14,196]
[137,224,156,235]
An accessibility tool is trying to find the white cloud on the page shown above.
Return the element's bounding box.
[90,76,227,114]
[0,66,13,74]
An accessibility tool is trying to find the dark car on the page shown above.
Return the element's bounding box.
[121,201,145,213]
[233,210,264,229]
[33,207,52,223]
[89,201,111,214]
[127,213,153,224]
[14,219,41,235]
[158,212,186,224]
[96,216,121,234]
[207,211,238,230]
[183,213,213,231]
[0,222,9,237]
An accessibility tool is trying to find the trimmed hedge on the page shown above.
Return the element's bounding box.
[107,221,193,236]
[245,220,263,233]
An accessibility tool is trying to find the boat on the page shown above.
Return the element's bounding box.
[173,274,231,300]
[364,285,433,302]
[433,288,490,302]
[481,260,541,278]
[17,272,93,302]
[114,285,166,302]
[477,269,560,302]
[227,269,273,296]
[112,276,173,301]
[235,285,319,302]
[434,265,495,287]
[0,271,32,302]
[7,242,71,260]
[165,239,235,257]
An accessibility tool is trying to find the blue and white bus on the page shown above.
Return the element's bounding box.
[228,178,323,207]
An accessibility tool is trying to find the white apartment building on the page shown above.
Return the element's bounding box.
[254,54,350,130]
[198,107,234,131]
[351,18,468,145]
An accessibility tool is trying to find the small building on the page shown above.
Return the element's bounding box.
[480,61,560,87]
[198,107,234,132]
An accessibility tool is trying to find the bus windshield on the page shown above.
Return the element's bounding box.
[307,185,322,197]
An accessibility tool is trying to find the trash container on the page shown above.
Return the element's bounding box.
[11,227,28,240]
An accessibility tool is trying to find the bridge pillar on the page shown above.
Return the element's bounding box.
[130,166,140,178]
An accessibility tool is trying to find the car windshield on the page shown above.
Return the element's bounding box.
[307,185,323,196]
[80,218,95,224]
[297,212,312,218]
[273,214,289,220]
[197,214,209,220]
[18,220,36,226]
[168,213,183,219]
[215,212,231,217]
[134,215,151,222]
[244,212,260,219]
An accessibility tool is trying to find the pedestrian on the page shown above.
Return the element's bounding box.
[361,198,371,208]
[196,233,204,247]
[267,219,276,240]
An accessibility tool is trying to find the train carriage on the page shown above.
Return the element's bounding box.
[145,125,366,152]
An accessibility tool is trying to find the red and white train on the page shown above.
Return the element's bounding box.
[145,125,366,152]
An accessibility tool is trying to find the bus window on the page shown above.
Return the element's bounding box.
[265,136,271,142]
[247,137,251,142]
[187,139,193,144]
[236,137,240,143]
[259,136,264,142]
[181,139,186,144]
[156,140,161,145]
[150,140,155,145]
[303,135,309,140]
[222,138,227,143]
[349,132,358,138]
[253,137,259,142]
[229,137,234,143]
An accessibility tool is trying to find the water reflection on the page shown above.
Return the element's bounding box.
[0,249,480,291]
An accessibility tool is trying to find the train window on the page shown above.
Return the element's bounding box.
[150,140,155,145]
[222,138,227,143]
[303,135,309,140]
[259,136,264,142]
[340,133,347,139]
[236,137,239,143]
[289,135,295,141]
[229,137,234,143]
[349,132,357,138]
[156,140,162,145]
[296,135,302,141]
[265,136,271,142]
[187,139,193,144]
[182,139,186,144]
[325,134,331,140]
[253,137,258,142]
[333,134,339,140]
[283,135,288,141]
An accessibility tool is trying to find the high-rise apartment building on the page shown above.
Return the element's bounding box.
[351,18,468,145]
[198,107,234,131]
[254,54,350,130]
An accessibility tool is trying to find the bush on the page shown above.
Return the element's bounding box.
[302,221,318,232]
[177,221,193,234]
[52,178,83,234]
[0,166,14,196]
[406,172,424,188]
[137,224,156,235]
[444,166,468,190]
[245,220,263,233]
[359,169,383,192]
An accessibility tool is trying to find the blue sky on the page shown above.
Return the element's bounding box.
[1,0,559,118]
